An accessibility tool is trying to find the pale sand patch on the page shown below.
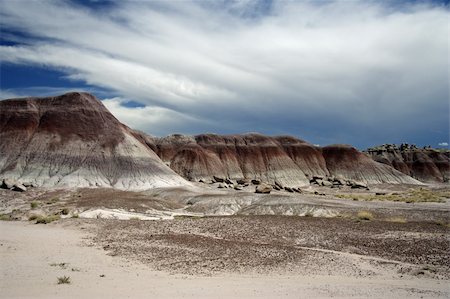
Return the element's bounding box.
[0,221,448,299]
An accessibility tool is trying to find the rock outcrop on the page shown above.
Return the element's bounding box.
[0,92,188,190]
[322,145,420,185]
[366,144,450,183]
[148,133,421,186]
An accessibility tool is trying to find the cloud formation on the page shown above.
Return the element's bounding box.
[0,0,448,147]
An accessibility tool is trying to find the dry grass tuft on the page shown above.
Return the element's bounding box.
[57,276,71,284]
[336,188,449,203]
[387,216,407,223]
[357,211,374,221]
[35,215,60,224]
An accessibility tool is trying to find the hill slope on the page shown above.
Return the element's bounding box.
[0,92,188,190]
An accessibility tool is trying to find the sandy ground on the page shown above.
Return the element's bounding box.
[1,220,449,299]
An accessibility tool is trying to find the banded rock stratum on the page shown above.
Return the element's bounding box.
[0,92,423,190]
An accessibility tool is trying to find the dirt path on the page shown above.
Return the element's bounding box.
[1,220,449,298]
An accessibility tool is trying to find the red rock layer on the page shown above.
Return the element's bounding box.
[369,149,450,182]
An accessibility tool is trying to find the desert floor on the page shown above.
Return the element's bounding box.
[1,215,449,299]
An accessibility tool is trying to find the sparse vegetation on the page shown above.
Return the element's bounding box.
[46,198,59,205]
[57,276,71,284]
[0,213,12,221]
[357,211,374,221]
[35,215,60,224]
[61,208,70,215]
[335,188,450,203]
[30,201,39,209]
[129,217,141,220]
[28,214,39,221]
[50,262,68,269]
[71,214,79,218]
[387,217,407,223]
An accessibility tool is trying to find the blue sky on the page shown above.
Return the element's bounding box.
[0,0,448,149]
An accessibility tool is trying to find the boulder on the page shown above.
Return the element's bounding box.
[284,187,294,193]
[273,185,281,191]
[213,176,225,183]
[234,185,243,191]
[12,184,26,192]
[237,178,250,185]
[351,181,369,189]
[321,181,333,187]
[293,188,302,193]
[217,183,225,188]
[255,183,272,194]
[312,175,324,180]
[251,179,261,185]
[275,181,284,189]
[225,178,234,185]
[2,178,17,189]
[315,179,323,185]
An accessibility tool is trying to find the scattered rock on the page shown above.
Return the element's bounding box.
[255,183,272,194]
[293,188,302,193]
[351,181,369,190]
[234,185,243,191]
[321,181,333,187]
[225,178,234,185]
[213,176,225,183]
[237,178,250,185]
[274,181,284,189]
[2,178,16,189]
[251,179,261,185]
[272,185,281,191]
[12,184,27,192]
[284,187,294,193]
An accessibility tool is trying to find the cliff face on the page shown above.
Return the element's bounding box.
[149,134,421,187]
[0,92,188,190]
[366,144,450,183]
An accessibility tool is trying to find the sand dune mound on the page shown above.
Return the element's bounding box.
[0,92,188,190]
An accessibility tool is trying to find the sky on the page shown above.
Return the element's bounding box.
[0,0,448,149]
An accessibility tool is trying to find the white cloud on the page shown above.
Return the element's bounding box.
[0,0,448,146]
[438,142,449,147]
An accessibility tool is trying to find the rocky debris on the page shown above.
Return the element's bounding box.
[234,185,243,191]
[213,176,225,183]
[0,179,28,192]
[237,178,250,185]
[2,178,16,189]
[255,183,272,194]
[284,187,294,193]
[225,178,234,185]
[323,145,420,185]
[366,143,449,183]
[12,183,27,192]
[350,181,369,190]
[293,188,302,193]
[321,181,332,187]
[274,181,284,189]
[251,179,261,185]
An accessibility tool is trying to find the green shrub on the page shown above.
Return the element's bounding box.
[30,201,39,209]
